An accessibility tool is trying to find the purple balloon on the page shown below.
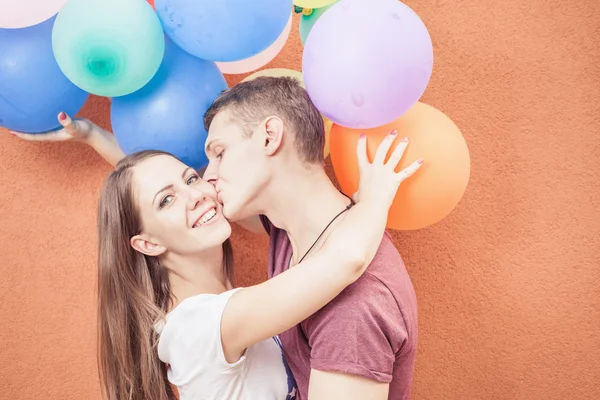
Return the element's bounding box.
[302,0,433,129]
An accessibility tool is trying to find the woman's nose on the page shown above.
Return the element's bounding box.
[185,186,207,210]
[185,181,217,209]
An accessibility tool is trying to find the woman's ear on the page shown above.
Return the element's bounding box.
[130,234,166,257]
[262,116,284,156]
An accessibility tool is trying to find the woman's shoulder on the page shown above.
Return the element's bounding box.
[173,288,242,314]
[158,288,243,332]
[156,288,245,369]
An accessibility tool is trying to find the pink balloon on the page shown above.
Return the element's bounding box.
[216,14,292,75]
[0,0,68,29]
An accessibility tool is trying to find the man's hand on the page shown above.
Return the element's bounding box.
[308,369,389,400]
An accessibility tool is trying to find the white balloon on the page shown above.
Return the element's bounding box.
[0,0,68,29]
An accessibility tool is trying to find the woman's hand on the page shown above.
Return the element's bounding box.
[353,130,423,207]
[9,111,125,166]
[9,112,96,143]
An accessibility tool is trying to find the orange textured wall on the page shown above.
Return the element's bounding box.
[1,2,599,399]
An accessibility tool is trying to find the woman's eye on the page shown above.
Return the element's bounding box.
[187,175,199,185]
[159,195,174,209]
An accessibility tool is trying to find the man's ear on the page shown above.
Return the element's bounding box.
[262,116,285,156]
[130,234,167,257]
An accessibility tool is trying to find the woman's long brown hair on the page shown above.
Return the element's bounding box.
[96,150,234,400]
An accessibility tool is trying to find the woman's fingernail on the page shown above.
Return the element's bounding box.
[401,137,408,142]
[59,112,66,121]
[360,133,366,139]
[390,130,397,136]
[8,131,16,136]
[417,158,424,164]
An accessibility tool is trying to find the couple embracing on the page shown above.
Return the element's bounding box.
[13,77,421,400]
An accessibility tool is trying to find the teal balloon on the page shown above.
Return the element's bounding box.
[299,2,338,46]
[52,0,165,97]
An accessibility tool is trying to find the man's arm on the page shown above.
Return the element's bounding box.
[301,270,409,400]
[308,370,389,400]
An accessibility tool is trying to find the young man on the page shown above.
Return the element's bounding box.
[11,77,418,400]
[202,77,418,400]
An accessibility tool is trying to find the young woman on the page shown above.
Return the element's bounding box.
[12,113,423,400]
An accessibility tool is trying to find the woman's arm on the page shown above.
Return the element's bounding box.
[9,112,125,167]
[220,131,423,362]
[82,123,125,167]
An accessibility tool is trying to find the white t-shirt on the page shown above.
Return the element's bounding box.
[157,288,298,400]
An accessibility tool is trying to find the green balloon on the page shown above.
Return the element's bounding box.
[299,1,339,46]
[52,0,165,97]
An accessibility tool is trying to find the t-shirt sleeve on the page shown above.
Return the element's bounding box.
[302,273,407,383]
[157,288,245,374]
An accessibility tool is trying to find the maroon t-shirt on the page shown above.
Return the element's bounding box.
[260,216,418,400]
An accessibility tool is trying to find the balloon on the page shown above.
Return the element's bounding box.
[294,0,337,8]
[155,0,292,62]
[217,14,292,75]
[329,102,470,230]
[299,1,338,45]
[0,0,67,29]
[0,17,88,133]
[111,38,228,171]
[52,0,164,97]
[302,0,433,129]
[242,68,332,158]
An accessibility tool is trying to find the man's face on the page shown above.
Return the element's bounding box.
[203,111,271,221]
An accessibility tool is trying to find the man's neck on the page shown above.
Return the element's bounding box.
[260,166,353,265]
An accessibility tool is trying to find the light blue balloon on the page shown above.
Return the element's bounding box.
[155,0,293,62]
[0,16,88,133]
[111,38,228,170]
[52,0,165,97]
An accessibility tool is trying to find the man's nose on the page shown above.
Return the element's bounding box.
[203,162,218,186]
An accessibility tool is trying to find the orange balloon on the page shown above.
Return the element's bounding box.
[330,102,470,230]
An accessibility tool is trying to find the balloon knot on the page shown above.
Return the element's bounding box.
[294,6,314,16]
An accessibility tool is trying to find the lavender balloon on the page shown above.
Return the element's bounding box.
[302,0,433,129]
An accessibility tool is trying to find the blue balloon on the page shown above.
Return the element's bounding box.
[0,16,88,133]
[155,0,293,62]
[111,38,228,170]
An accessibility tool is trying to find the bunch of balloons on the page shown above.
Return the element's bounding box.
[0,0,293,169]
[1,0,471,229]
